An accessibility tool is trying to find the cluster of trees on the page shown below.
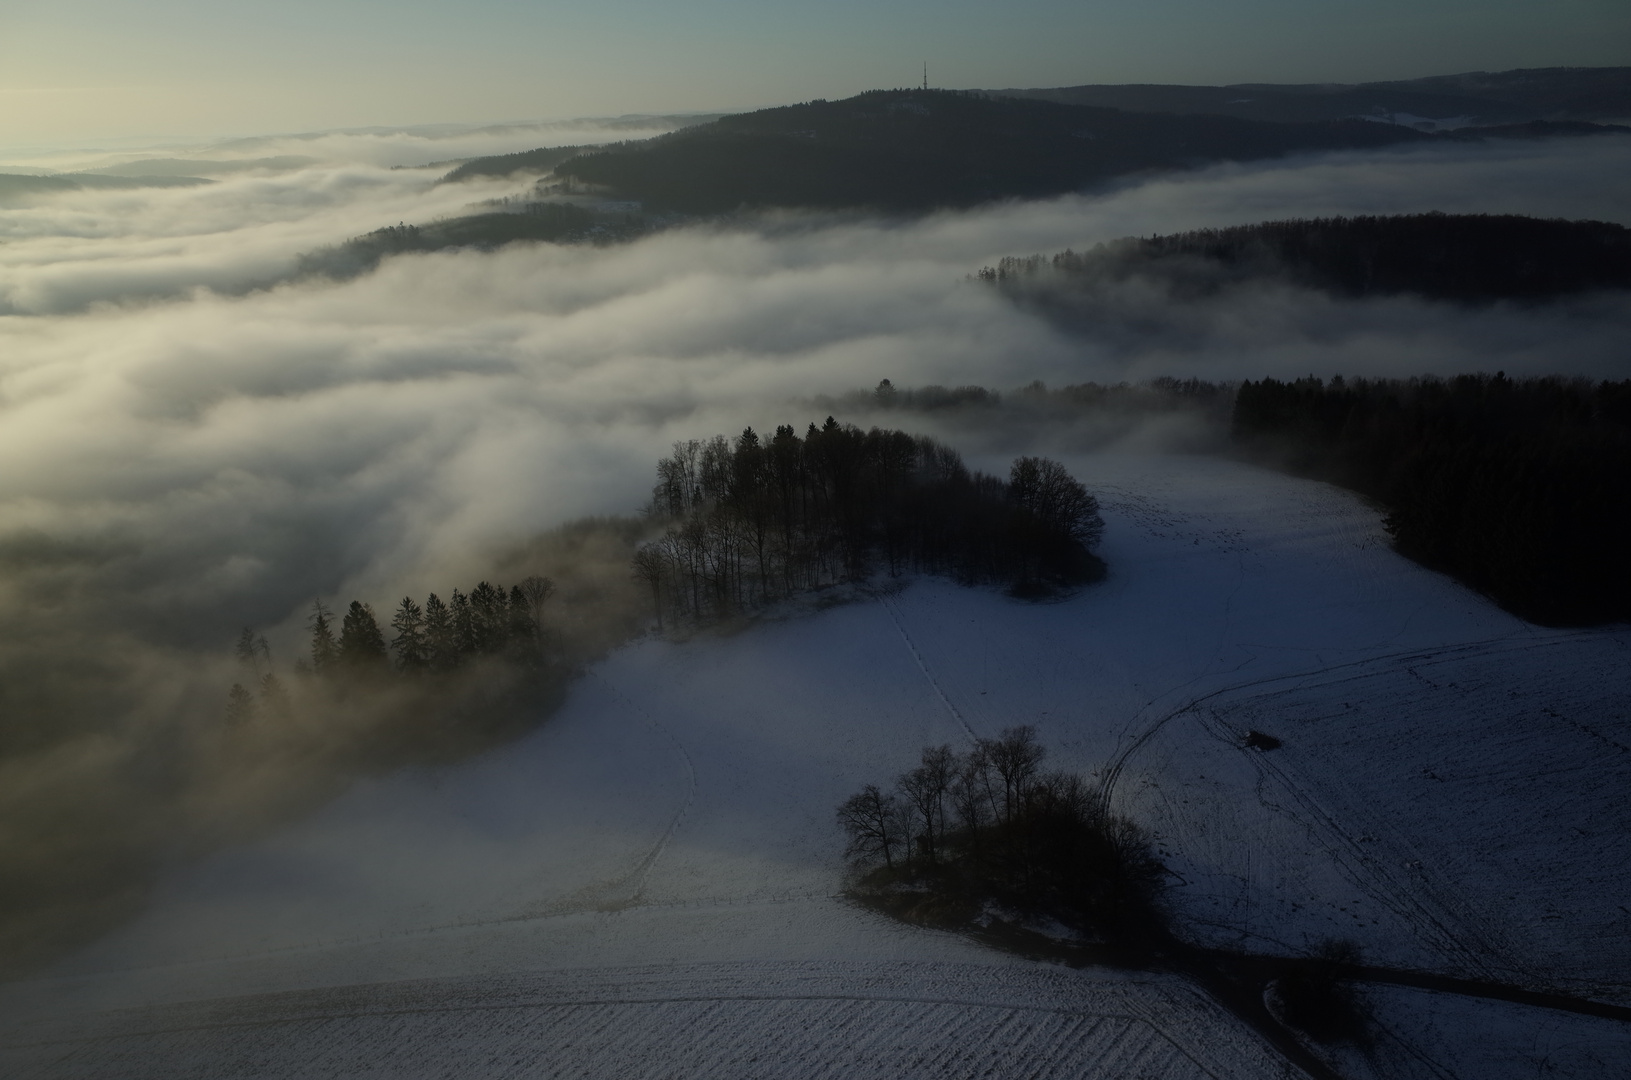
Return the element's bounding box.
[630,419,1105,625]
[1233,374,1631,624]
[838,727,1165,932]
[979,214,1631,302]
[224,576,555,721]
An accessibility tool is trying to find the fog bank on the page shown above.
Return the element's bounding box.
[1,129,1627,972]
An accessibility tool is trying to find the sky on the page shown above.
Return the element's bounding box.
[2,0,1628,149]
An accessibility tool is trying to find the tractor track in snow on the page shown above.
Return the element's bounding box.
[878,594,982,744]
[1096,630,1603,811]
[1104,630,1620,987]
[1189,705,1514,981]
[586,671,699,907]
[0,963,1280,1080]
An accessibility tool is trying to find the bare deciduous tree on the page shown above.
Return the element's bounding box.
[837,784,905,869]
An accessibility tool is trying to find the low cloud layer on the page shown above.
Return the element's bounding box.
[3,133,1629,638]
[0,115,710,174]
[0,130,1627,970]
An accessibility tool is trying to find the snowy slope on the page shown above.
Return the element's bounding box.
[3,454,1627,1078]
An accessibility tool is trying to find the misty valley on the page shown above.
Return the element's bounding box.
[2,66,1630,1080]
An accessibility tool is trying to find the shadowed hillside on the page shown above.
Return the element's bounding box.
[550,90,1436,212]
[980,214,1631,303]
[993,67,1631,128]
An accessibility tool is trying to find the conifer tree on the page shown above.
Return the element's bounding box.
[506,585,537,659]
[468,582,507,654]
[423,592,457,669]
[309,599,337,675]
[338,600,388,671]
[225,683,256,724]
[258,672,290,716]
[450,589,475,657]
[390,596,428,671]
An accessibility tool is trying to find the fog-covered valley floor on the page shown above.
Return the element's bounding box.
[2,124,1630,1078]
[4,455,1629,1079]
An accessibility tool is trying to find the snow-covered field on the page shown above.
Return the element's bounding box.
[3,454,1628,1078]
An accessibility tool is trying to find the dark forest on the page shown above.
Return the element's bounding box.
[631,420,1105,625]
[1233,374,1631,624]
[980,214,1631,303]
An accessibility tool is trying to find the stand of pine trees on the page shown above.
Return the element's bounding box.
[1233,374,1631,624]
[222,577,556,722]
[632,418,1105,626]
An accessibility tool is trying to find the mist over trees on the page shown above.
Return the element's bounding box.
[224,577,558,723]
[296,205,647,279]
[631,419,1106,625]
[1233,373,1631,624]
[979,214,1631,304]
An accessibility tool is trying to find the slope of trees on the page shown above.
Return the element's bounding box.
[631,419,1105,626]
[1233,374,1631,624]
[439,145,588,183]
[979,214,1631,303]
[295,204,647,279]
[553,90,1434,214]
[839,728,1166,937]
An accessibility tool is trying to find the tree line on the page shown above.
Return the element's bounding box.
[630,418,1106,626]
[979,214,1631,302]
[1233,373,1631,624]
[838,727,1165,934]
[224,576,555,721]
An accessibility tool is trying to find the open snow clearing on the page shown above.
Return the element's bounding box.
[3,454,1627,1078]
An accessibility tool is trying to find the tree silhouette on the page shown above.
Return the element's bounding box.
[338,601,388,671]
[308,599,337,675]
[390,596,428,671]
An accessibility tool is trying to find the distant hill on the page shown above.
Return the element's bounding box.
[0,172,211,203]
[981,214,1631,304]
[550,90,1440,213]
[991,67,1631,129]
[295,204,647,279]
[86,157,317,178]
[440,146,591,183]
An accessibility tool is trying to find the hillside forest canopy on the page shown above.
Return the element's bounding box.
[978,214,1631,304]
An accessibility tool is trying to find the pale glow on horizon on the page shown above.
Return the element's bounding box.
[1,0,1627,153]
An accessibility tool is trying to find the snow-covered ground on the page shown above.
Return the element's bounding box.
[3,454,1628,1078]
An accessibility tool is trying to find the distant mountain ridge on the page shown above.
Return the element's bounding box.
[981,214,1631,304]
[548,90,1443,213]
[544,89,1626,214]
[990,67,1631,129]
[0,173,212,203]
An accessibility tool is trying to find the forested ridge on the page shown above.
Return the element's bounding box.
[295,203,647,279]
[993,66,1631,127]
[1233,374,1631,624]
[550,90,1433,213]
[980,214,1631,303]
